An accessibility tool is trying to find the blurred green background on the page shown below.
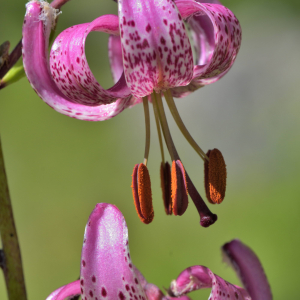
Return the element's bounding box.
[1,0,299,299]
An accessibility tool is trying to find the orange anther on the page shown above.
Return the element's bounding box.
[131,163,154,224]
[171,160,188,216]
[160,162,172,215]
[204,148,227,204]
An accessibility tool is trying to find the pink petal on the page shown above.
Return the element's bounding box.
[133,266,166,300]
[172,0,242,97]
[80,203,147,300]
[144,284,164,300]
[109,35,124,83]
[46,281,80,300]
[46,286,64,300]
[118,0,194,98]
[169,265,251,300]
[50,15,131,105]
[23,1,131,121]
[222,240,272,300]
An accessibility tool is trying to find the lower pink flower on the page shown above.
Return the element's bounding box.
[46,204,271,300]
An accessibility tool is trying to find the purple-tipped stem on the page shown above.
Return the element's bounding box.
[185,172,217,227]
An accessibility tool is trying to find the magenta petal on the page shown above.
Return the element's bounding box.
[222,240,273,300]
[46,286,64,300]
[118,0,194,98]
[46,280,80,300]
[23,1,130,121]
[50,15,131,105]
[80,203,147,300]
[169,266,251,300]
[144,283,164,300]
[172,0,242,97]
[109,35,124,83]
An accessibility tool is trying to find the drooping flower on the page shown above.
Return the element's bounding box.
[23,0,241,226]
[46,203,271,300]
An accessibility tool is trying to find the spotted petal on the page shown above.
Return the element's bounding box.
[118,0,194,98]
[171,0,242,97]
[169,265,251,300]
[222,240,272,300]
[23,1,131,121]
[80,203,147,300]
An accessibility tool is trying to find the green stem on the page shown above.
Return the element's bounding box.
[0,135,27,300]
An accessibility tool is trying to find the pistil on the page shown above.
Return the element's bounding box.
[152,90,217,226]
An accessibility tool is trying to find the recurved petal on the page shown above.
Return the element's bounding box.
[109,35,124,84]
[46,281,80,300]
[169,265,251,300]
[23,1,130,121]
[222,240,272,300]
[118,0,194,98]
[80,203,147,300]
[172,0,241,97]
[50,15,131,106]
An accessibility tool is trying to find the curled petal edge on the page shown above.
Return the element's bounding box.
[23,1,131,121]
[169,265,251,300]
[222,239,273,300]
[172,0,242,97]
[46,280,80,300]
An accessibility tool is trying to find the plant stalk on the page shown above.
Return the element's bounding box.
[0,135,27,300]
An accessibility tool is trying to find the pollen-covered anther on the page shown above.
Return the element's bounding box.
[131,163,154,224]
[171,160,188,216]
[160,162,172,215]
[204,149,227,204]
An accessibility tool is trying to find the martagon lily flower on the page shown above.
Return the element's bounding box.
[45,203,272,300]
[22,0,241,226]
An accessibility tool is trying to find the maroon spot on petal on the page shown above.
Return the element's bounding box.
[76,57,80,64]
[126,284,130,291]
[163,19,168,25]
[146,24,151,32]
[235,292,239,299]
[89,290,94,297]
[129,263,132,268]
[102,287,107,297]
[92,275,96,283]
[225,25,228,34]
[134,278,138,284]
[131,286,136,293]
[119,291,126,300]
[80,279,84,286]
[82,260,86,267]
[160,37,166,45]
[81,288,83,294]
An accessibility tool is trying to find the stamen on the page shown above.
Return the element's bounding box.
[171,160,188,216]
[204,149,227,204]
[164,89,208,161]
[152,93,165,163]
[160,162,172,215]
[131,163,154,224]
[152,92,176,161]
[153,91,217,227]
[142,96,151,166]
